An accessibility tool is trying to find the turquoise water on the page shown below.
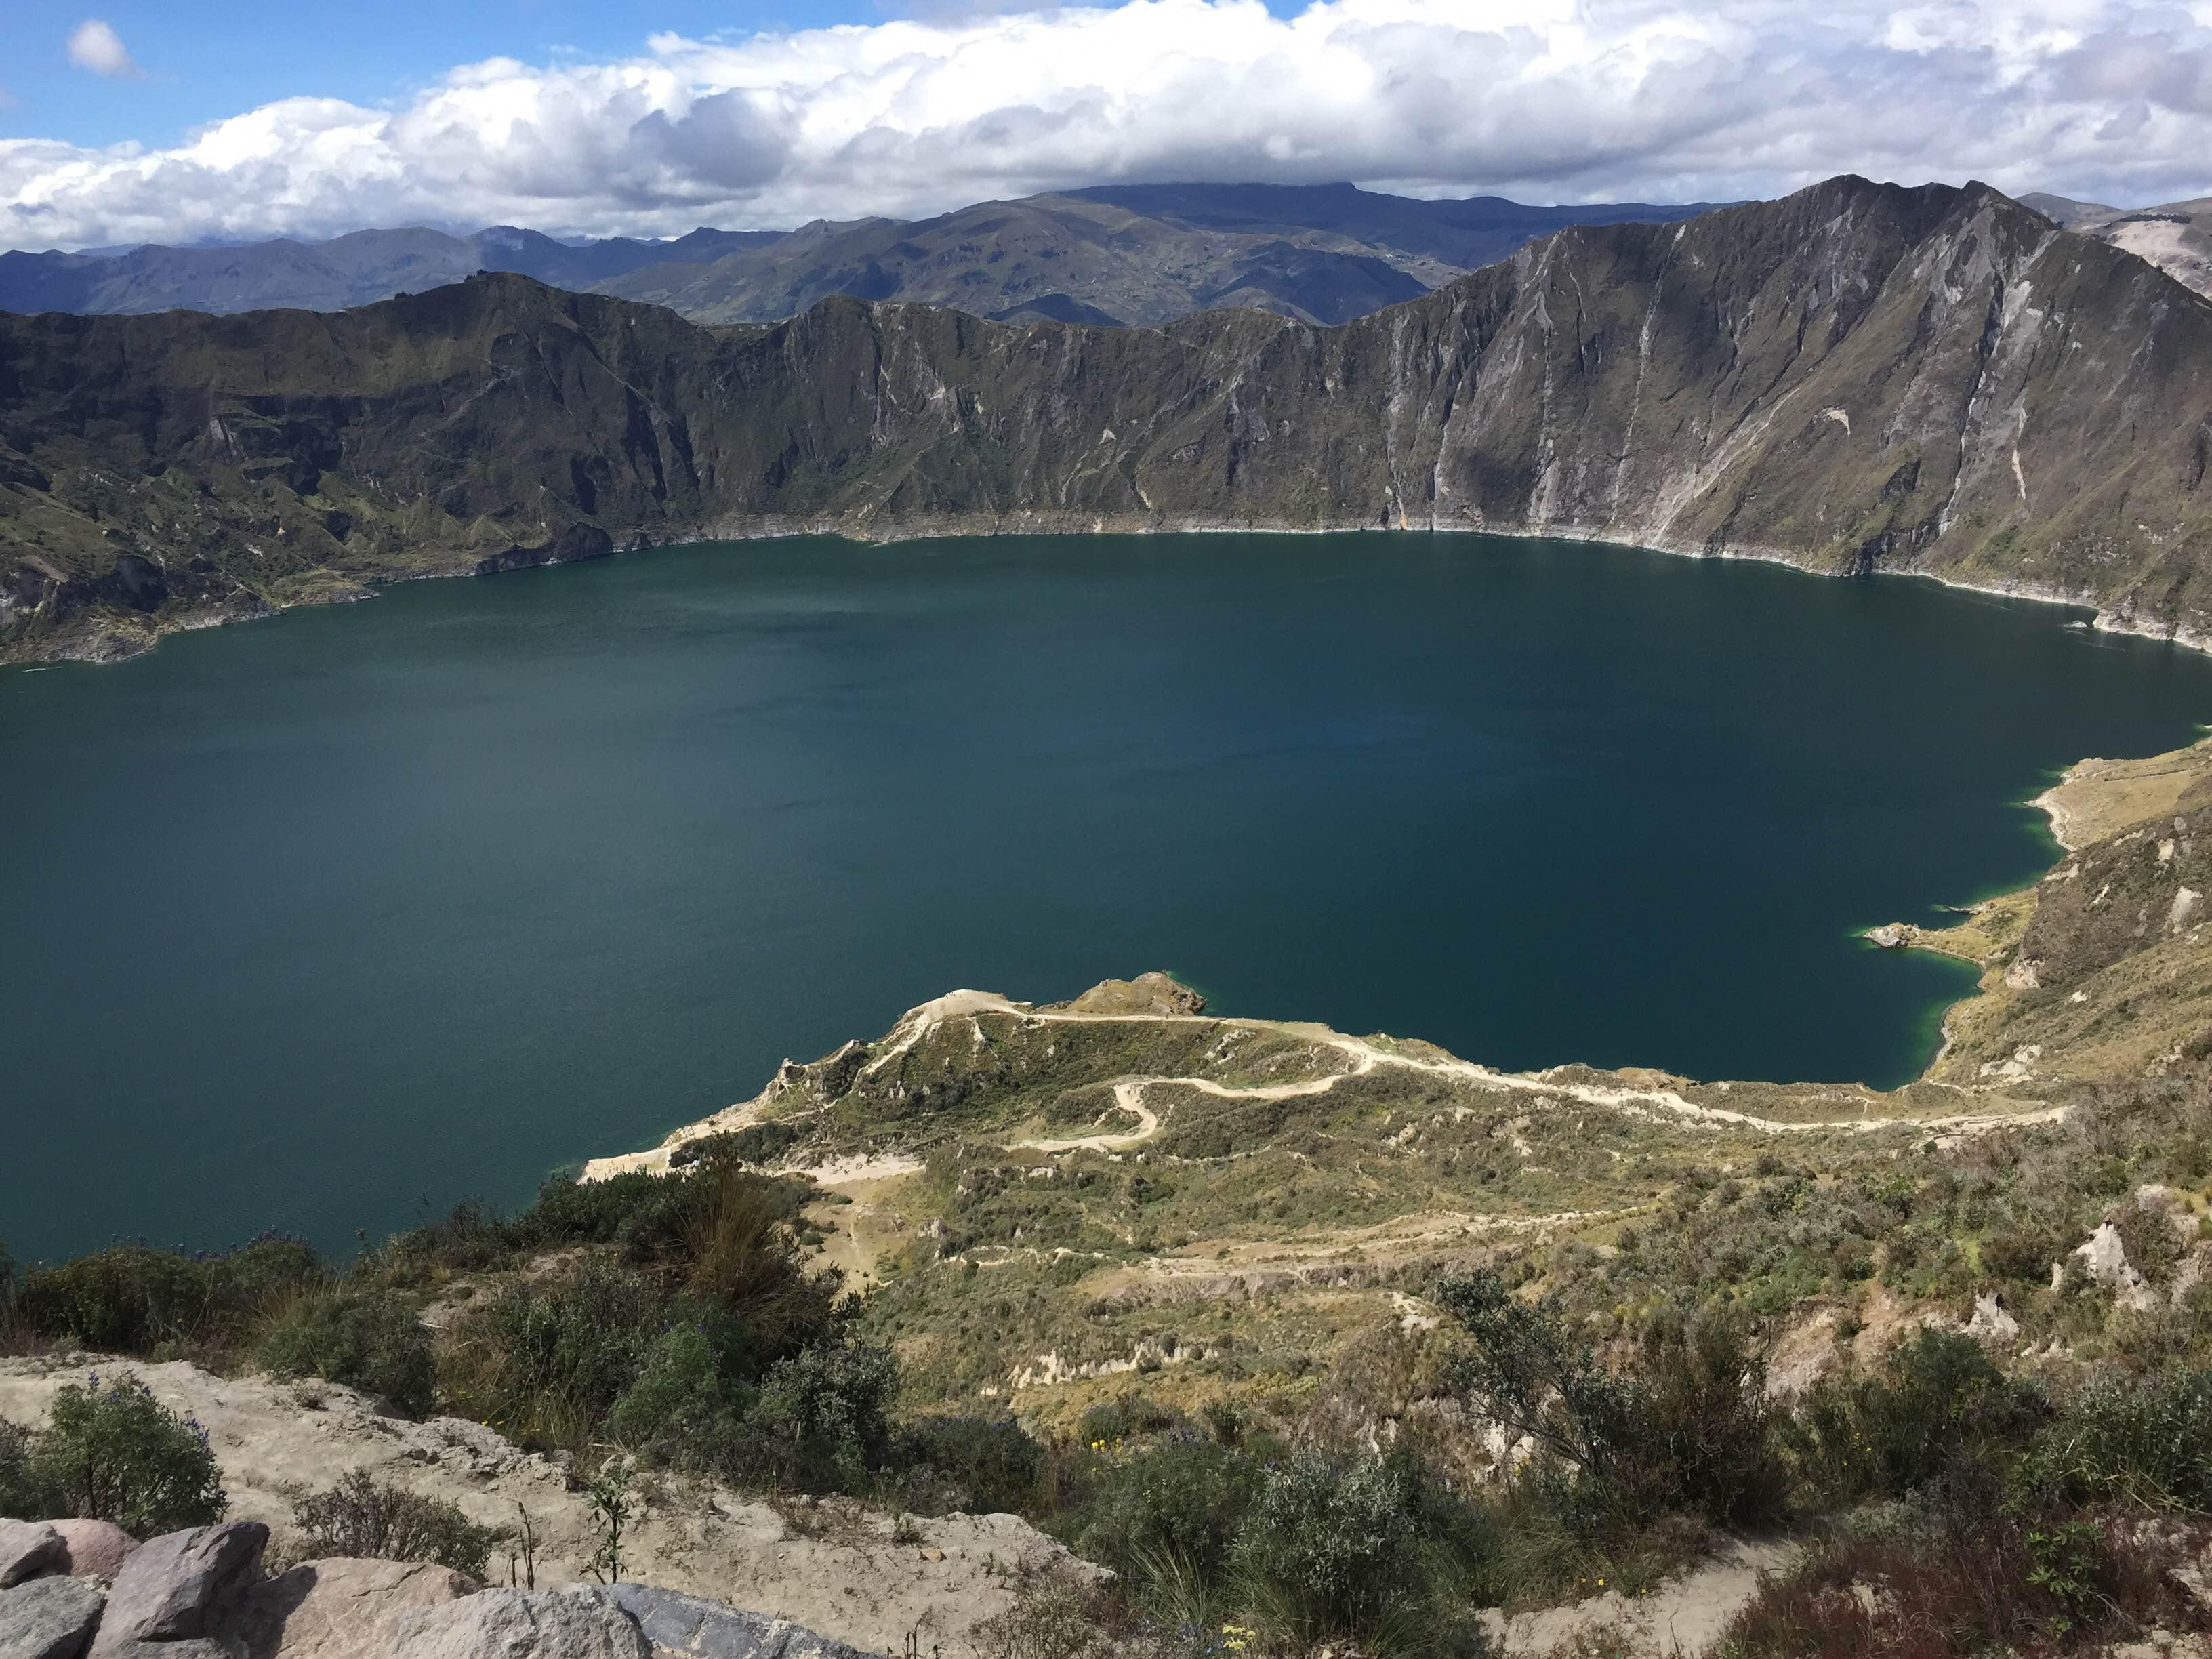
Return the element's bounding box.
[5,533,2209,1261]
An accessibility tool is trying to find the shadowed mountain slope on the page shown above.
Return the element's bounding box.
[6,176,2212,661]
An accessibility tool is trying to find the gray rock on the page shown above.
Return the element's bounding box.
[232,1557,477,1658]
[388,1588,650,1658]
[607,1585,870,1659]
[87,1523,268,1658]
[0,1574,106,1659]
[1965,1292,2022,1347]
[94,1642,241,1659]
[46,1522,136,1583]
[0,1520,66,1587]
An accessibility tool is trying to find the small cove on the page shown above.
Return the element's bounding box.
[5,531,2209,1260]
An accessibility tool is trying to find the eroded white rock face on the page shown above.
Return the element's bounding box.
[2074,1223,2162,1313]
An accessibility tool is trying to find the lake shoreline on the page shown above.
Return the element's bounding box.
[8,513,2205,672]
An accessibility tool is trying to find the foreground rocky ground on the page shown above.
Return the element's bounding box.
[0,1507,877,1658]
[0,1359,1086,1659]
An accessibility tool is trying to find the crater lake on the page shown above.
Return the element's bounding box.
[6,532,2209,1260]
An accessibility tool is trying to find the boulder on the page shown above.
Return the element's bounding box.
[0,1519,66,1586]
[606,1584,871,1659]
[48,1521,137,1582]
[93,1642,237,1659]
[1965,1292,2021,1347]
[233,1557,477,1658]
[0,1573,106,1659]
[388,1588,650,1658]
[87,1523,268,1658]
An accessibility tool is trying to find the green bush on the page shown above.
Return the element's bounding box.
[752,1341,899,1487]
[890,1415,1044,1516]
[1629,1305,1787,1525]
[2014,1368,2212,1511]
[1784,1328,2045,1504]
[259,1288,436,1418]
[15,1236,319,1355]
[484,1258,660,1426]
[0,1418,39,1517]
[1069,1436,1260,1589]
[608,1321,756,1460]
[31,1374,225,1534]
[1073,1394,1179,1448]
[292,1470,494,1577]
[1232,1448,1441,1645]
[1439,1271,1782,1528]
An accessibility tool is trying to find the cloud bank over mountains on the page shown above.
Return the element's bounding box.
[7,0,2212,251]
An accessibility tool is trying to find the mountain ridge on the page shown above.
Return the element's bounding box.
[7,174,2212,663]
[0,183,1712,331]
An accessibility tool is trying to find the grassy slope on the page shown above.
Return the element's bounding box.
[572,745,2212,1441]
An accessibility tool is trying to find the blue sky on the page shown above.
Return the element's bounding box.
[5,1,2212,251]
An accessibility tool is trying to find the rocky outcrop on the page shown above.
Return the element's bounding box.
[236,1557,478,1658]
[87,1523,268,1658]
[0,1519,879,1659]
[1,1356,1092,1656]
[0,1574,106,1659]
[384,1588,651,1658]
[10,176,2212,663]
[607,1584,870,1659]
[47,1523,137,1584]
[0,1519,67,1587]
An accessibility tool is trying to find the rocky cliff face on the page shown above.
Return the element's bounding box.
[7,176,2212,661]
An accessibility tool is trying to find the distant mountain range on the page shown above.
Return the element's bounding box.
[0,184,1714,329]
[6,176,2210,665]
[0,225,782,319]
[2022,191,2212,296]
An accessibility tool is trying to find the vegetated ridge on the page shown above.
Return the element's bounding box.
[588,183,1713,329]
[5,173,2211,665]
[0,182,1707,333]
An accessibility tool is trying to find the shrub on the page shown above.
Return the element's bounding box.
[608,1320,756,1462]
[891,1414,1044,1515]
[2014,1367,2212,1511]
[292,1470,494,1577]
[0,1418,40,1517]
[1439,1271,1782,1528]
[1232,1448,1443,1644]
[971,1571,1118,1659]
[31,1374,225,1534]
[751,1341,899,1487]
[258,1288,435,1418]
[15,1236,319,1355]
[382,1202,517,1276]
[1070,1435,1260,1590]
[1074,1393,1178,1448]
[1629,1305,1787,1525]
[1783,1327,2045,1504]
[481,1258,659,1427]
[676,1170,841,1357]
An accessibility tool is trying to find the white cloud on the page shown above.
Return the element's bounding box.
[64,19,142,79]
[7,0,2212,250]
